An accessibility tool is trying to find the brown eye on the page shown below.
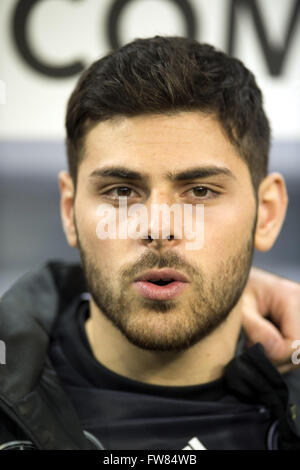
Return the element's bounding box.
[103,185,140,201]
[192,187,208,197]
[115,187,132,197]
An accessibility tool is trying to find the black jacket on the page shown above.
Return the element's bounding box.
[0,261,299,450]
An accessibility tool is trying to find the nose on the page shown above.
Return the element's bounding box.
[141,233,178,249]
[138,190,182,249]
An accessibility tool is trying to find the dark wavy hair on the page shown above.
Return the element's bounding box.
[65,35,270,191]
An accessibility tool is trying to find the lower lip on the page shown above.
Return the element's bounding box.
[133,281,188,300]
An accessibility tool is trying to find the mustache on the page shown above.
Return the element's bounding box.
[119,250,200,283]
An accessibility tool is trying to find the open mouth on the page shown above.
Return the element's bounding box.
[147,279,175,286]
[133,269,189,300]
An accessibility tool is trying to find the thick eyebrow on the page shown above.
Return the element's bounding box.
[167,166,236,181]
[89,166,144,181]
[89,165,236,182]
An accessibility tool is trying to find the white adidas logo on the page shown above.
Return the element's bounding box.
[182,437,207,450]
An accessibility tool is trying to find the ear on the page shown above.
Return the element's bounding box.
[254,172,288,252]
[58,171,78,248]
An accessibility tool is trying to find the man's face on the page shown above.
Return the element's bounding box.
[73,112,257,351]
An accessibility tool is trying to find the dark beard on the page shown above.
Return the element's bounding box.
[75,223,255,352]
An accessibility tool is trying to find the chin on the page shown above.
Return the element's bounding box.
[119,311,208,352]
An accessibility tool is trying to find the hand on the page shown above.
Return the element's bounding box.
[241,267,300,374]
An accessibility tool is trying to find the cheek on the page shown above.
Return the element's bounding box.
[194,198,255,261]
[94,240,131,275]
[75,202,136,272]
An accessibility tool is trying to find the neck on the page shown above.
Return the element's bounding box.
[85,299,243,387]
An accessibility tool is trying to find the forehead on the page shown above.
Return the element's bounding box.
[80,112,246,177]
